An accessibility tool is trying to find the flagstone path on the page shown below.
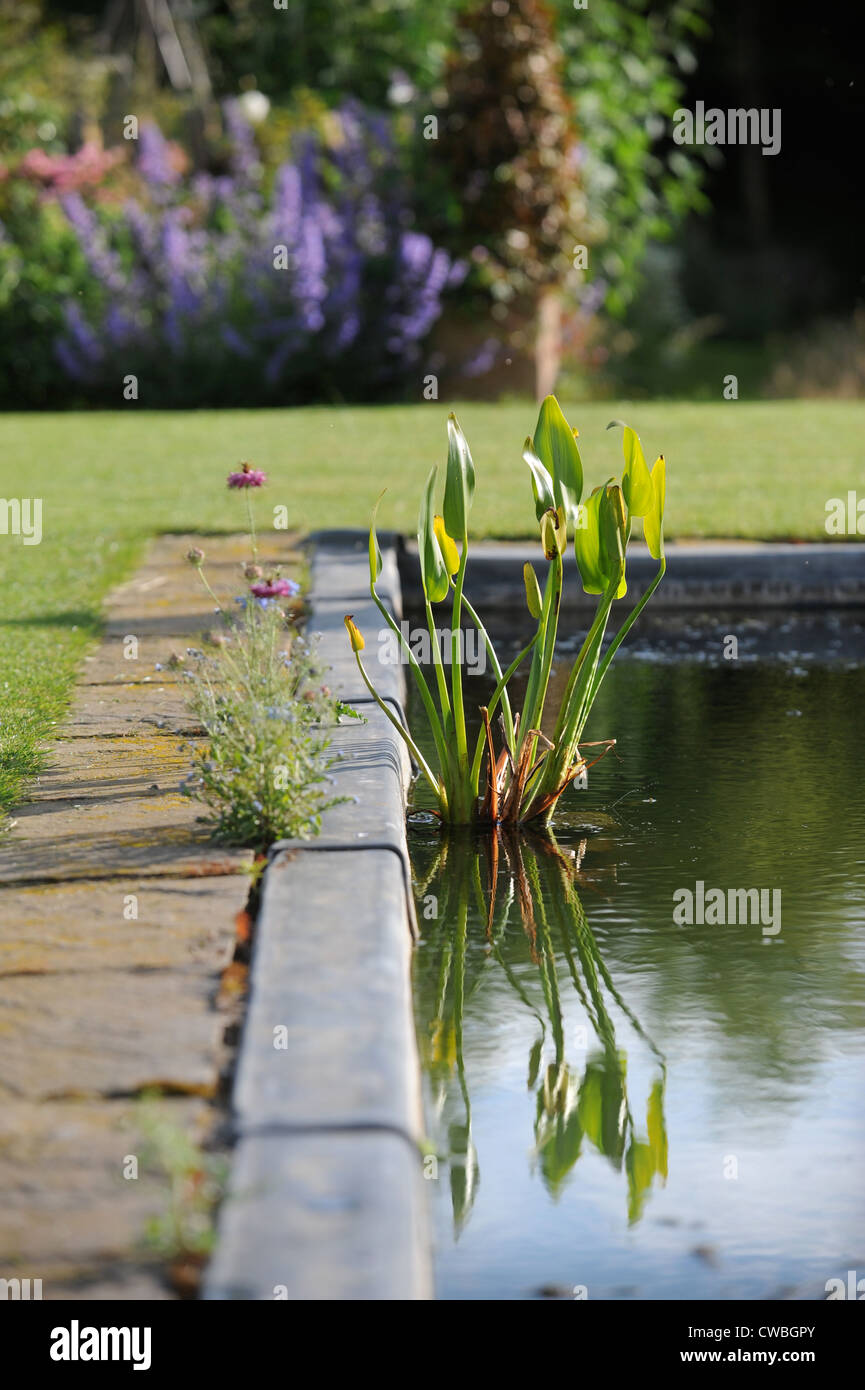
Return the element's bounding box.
[0,533,294,1299]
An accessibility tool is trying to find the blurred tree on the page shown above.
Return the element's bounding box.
[430,0,583,397]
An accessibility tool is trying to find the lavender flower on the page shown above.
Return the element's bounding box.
[53,102,460,404]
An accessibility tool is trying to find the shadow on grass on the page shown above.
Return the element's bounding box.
[0,610,102,634]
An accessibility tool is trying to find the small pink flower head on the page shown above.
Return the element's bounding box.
[250,577,301,599]
[186,547,205,566]
[227,461,267,489]
[244,562,263,580]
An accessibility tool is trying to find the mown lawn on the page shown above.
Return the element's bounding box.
[0,399,861,817]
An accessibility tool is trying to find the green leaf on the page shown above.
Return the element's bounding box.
[523,438,556,521]
[576,1063,604,1149]
[574,487,606,594]
[527,1037,543,1088]
[418,466,449,603]
[537,1106,584,1194]
[647,1077,668,1181]
[626,1139,656,1224]
[600,483,628,599]
[523,562,543,619]
[533,395,583,523]
[442,412,475,540]
[608,421,654,518]
[644,455,666,562]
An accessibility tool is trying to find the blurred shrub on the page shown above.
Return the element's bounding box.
[554,0,709,315]
[201,0,462,109]
[0,185,96,407]
[0,102,460,408]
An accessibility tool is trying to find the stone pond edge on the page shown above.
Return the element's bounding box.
[204,530,432,1301]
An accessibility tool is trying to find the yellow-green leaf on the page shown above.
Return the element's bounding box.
[626,1139,655,1224]
[608,420,654,518]
[600,483,628,598]
[523,562,543,619]
[644,455,666,562]
[418,466,449,603]
[442,412,475,540]
[647,1077,668,1181]
[533,395,583,523]
[574,487,606,594]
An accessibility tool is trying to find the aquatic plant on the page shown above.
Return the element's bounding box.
[346,395,666,826]
[413,828,668,1226]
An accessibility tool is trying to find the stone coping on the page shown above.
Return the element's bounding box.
[399,538,865,610]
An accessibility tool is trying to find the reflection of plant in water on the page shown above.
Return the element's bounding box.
[414,829,668,1231]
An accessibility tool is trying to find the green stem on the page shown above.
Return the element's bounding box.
[587,559,666,706]
[246,490,258,562]
[369,584,451,791]
[352,651,443,806]
[468,631,539,794]
[458,588,515,752]
[450,544,470,799]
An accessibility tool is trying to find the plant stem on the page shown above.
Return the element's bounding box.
[352,651,443,807]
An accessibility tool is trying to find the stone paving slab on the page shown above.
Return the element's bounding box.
[204,1130,431,1301]
[0,798,240,884]
[0,1096,206,1287]
[0,878,239,977]
[80,639,185,686]
[0,971,229,1101]
[27,737,191,803]
[307,529,402,612]
[62,682,200,737]
[0,532,270,1298]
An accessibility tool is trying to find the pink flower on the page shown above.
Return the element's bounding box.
[250,577,300,598]
[227,461,267,488]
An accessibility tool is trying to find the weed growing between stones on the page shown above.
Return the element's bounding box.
[136,1092,227,1297]
[178,467,358,849]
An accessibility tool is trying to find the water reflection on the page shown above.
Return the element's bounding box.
[413,828,668,1232]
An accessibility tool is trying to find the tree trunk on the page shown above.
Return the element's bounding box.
[535,288,562,400]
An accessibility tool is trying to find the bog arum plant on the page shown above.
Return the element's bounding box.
[346,395,667,826]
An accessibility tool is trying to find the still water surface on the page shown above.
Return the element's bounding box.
[408,610,865,1299]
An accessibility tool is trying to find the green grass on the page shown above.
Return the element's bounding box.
[1,399,862,819]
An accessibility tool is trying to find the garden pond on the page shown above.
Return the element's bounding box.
[408,608,865,1299]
